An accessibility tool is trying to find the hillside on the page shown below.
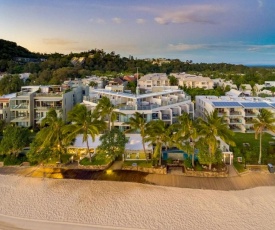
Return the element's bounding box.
[0,39,41,60]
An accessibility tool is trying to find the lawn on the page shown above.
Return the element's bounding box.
[123,160,153,168]
[80,156,111,166]
[232,132,275,164]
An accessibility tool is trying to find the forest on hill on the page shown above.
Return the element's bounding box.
[0,39,275,88]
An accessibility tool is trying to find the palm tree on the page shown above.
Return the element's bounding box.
[175,113,198,167]
[252,109,275,164]
[270,86,275,96]
[197,110,235,169]
[124,112,149,160]
[144,120,170,165]
[95,96,124,131]
[38,109,65,161]
[63,104,106,161]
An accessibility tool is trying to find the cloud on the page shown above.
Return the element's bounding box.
[112,17,123,24]
[89,18,106,24]
[168,43,205,51]
[154,5,225,25]
[248,45,275,51]
[257,0,263,8]
[168,42,275,52]
[136,18,146,24]
[43,38,78,46]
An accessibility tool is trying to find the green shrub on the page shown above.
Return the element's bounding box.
[195,163,203,171]
[184,158,192,168]
[233,161,246,173]
[80,155,111,166]
[166,158,173,164]
[80,157,92,165]
[4,154,27,166]
[0,154,6,161]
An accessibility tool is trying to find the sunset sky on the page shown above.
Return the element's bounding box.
[1,0,275,65]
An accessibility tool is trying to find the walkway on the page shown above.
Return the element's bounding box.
[108,161,123,170]
[0,166,274,191]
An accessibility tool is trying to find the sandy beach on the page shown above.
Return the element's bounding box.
[0,174,275,230]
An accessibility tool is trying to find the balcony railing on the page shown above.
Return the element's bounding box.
[245,112,257,117]
[35,106,62,110]
[35,92,63,97]
[229,111,242,116]
[11,104,29,109]
[229,119,242,124]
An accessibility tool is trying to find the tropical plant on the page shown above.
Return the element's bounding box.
[95,96,124,131]
[270,86,275,96]
[197,110,235,169]
[63,104,106,161]
[144,120,171,165]
[252,108,275,164]
[33,109,66,161]
[0,125,31,156]
[97,128,128,161]
[124,112,149,160]
[175,113,198,167]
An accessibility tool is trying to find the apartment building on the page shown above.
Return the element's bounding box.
[83,88,194,131]
[195,95,275,133]
[138,73,170,91]
[172,72,214,89]
[0,93,15,123]
[8,85,85,128]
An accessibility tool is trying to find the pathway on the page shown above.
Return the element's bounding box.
[108,161,123,170]
[0,166,274,191]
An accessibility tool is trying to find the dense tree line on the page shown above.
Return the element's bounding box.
[1,39,275,89]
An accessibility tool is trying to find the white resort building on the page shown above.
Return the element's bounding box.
[83,88,194,131]
[5,84,86,128]
[195,95,275,133]
[137,73,170,91]
[172,72,214,89]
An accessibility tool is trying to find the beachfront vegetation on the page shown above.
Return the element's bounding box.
[0,125,31,156]
[252,109,275,164]
[174,113,198,167]
[63,104,106,162]
[124,112,148,161]
[94,96,124,131]
[197,110,235,169]
[145,120,169,166]
[97,128,128,161]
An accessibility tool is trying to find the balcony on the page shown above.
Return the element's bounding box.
[229,111,242,116]
[229,119,242,124]
[35,106,62,110]
[229,125,242,132]
[11,104,29,110]
[218,112,227,116]
[162,114,171,120]
[245,112,257,117]
[10,116,30,122]
[35,92,63,97]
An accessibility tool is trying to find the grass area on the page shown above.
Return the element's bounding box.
[80,156,111,166]
[231,132,275,164]
[45,154,73,164]
[123,160,152,168]
[232,132,273,151]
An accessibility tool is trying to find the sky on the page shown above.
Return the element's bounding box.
[1,0,275,65]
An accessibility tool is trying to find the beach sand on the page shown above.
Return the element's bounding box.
[0,174,274,230]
